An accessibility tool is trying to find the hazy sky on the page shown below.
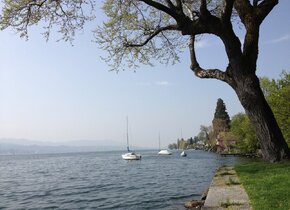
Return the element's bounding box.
[0,1,289,148]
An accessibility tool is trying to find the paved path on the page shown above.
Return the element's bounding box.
[202,166,252,210]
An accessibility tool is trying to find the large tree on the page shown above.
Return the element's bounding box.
[212,98,230,137]
[1,0,289,161]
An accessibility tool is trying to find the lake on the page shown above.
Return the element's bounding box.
[0,150,248,209]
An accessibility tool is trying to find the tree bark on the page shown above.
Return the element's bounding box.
[232,72,290,161]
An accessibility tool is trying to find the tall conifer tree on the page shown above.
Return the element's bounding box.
[212,98,230,137]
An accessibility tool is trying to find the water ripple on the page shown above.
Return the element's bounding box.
[0,150,248,209]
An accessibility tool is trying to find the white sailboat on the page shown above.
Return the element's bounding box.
[158,149,172,155]
[122,151,141,160]
[180,150,187,157]
[122,117,141,160]
[179,129,187,157]
[157,133,172,155]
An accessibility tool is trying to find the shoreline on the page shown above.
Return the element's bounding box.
[185,166,251,209]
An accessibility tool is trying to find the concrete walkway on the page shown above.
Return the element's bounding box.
[202,166,252,210]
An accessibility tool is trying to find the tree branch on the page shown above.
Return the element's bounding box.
[165,0,175,9]
[189,35,233,85]
[139,0,180,20]
[253,0,262,7]
[255,0,278,24]
[200,0,211,19]
[175,0,182,10]
[124,24,179,47]
[222,0,234,22]
[234,0,259,70]
[234,0,253,25]
[234,0,278,71]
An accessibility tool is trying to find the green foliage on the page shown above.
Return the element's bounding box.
[95,0,186,71]
[196,125,215,148]
[0,0,245,73]
[260,71,290,146]
[212,98,230,137]
[230,113,259,153]
[218,131,239,153]
[260,77,277,98]
[193,136,199,144]
[168,137,198,150]
[0,0,95,42]
[197,130,207,142]
[214,98,230,120]
[236,161,290,210]
[168,143,177,150]
[188,137,193,145]
[178,138,188,150]
[198,125,212,141]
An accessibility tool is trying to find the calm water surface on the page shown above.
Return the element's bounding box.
[0,150,248,209]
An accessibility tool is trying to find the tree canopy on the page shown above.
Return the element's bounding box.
[0,0,278,73]
[0,0,96,42]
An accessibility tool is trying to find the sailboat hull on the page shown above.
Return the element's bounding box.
[180,151,187,157]
[158,150,172,155]
[122,152,141,160]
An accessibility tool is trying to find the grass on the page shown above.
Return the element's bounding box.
[235,161,290,210]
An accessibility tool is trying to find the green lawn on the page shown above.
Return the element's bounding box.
[235,161,290,210]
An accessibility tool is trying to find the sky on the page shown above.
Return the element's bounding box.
[0,1,289,149]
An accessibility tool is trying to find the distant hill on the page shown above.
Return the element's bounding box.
[0,138,126,155]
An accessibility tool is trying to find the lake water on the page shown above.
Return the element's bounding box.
[0,150,248,209]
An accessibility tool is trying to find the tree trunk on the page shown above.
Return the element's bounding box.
[233,73,290,161]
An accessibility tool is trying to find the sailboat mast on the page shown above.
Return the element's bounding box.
[126,116,130,152]
[158,132,161,151]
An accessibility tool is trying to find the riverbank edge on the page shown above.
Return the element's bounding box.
[185,166,252,209]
